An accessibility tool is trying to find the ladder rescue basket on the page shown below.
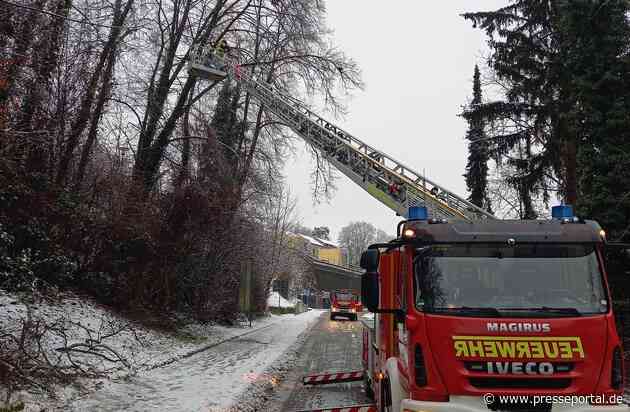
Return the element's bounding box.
[188,45,227,81]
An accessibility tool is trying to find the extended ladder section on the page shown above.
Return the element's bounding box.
[188,50,495,220]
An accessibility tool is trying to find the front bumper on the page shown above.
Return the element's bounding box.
[401,396,629,412]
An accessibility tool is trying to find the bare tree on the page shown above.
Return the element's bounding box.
[338,221,377,267]
[375,229,392,244]
[56,0,135,186]
[131,0,251,193]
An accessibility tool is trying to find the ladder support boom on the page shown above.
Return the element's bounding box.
[189,50,496,221]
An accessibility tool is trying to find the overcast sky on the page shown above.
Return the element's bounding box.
[283,1,506,241]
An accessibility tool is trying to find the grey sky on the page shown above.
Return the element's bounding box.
[284,0,506,241]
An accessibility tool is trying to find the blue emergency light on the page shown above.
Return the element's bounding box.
[408,206,428,221]
[551,205,573,219]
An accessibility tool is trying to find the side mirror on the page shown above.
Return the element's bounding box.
[360,249,379,271]
[360,249,380,312]
[361,272,380,313]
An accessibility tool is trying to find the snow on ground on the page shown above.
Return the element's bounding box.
[267,291,294,308]
[0,288,317,411]
[64,309,323,411]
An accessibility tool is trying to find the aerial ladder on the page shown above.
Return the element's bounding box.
[188,46,495,221]
[188,45,495,412]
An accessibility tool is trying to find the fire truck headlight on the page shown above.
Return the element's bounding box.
[403,228,416,238]
[599,229,606,241]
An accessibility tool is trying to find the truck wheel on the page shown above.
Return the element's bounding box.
[352,314,358,321]
[330,314,335,321]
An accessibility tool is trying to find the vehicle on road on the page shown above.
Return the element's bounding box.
[360,205,628,412]
[330,289,362,321]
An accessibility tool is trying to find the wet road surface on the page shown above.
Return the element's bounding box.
[264,312,372,412]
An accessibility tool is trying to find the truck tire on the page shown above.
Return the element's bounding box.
[330,314,335,321]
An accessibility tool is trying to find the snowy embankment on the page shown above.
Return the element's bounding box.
[66,309,323,411]
[0,289,322,411]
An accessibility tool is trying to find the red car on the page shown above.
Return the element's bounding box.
[330,289,362,321]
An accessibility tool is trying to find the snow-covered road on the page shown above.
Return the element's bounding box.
[262,313,371,411]
[64,310,322,411]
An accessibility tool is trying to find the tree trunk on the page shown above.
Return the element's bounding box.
[133,0,195,189]
[176,95,193,186]
[133,0,229,193]
[74,43,118,187]
[57,0,133,185]
[141,77,197,191]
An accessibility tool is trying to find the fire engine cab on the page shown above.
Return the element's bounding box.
[330,289,363,321]
[359,205,628,412]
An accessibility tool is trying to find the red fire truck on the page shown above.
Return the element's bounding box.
[330,289,363,321]
[359,205,628,412]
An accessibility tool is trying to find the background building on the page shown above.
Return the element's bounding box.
[289,233,349,266]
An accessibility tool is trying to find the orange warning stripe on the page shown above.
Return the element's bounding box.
[302,370,364,385]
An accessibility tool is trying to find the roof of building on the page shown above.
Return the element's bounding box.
[289,233,341,248]
[288,233,325,247]
[314,237,340,248]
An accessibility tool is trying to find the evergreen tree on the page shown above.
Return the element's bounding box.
[560,0,630,238]
[313,226,330,240]
[209,81,242,166]
[199,81,243,189]
[462,2,564,218]
[463,65,491,213]
[464,0,630,229]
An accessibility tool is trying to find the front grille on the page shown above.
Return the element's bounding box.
[470,377,571,389]
[464,361,574,373]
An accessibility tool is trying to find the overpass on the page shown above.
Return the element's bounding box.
[305,256,362,291]
[297,256,363,308]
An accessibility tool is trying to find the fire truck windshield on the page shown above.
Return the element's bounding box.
[414,243,608,317]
